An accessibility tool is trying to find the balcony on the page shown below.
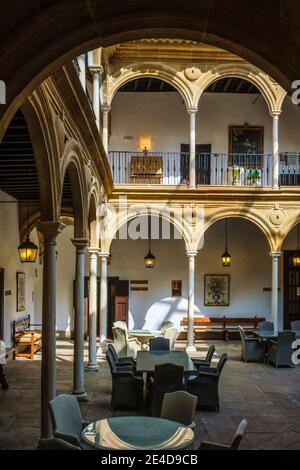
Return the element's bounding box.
[108,151,300,187]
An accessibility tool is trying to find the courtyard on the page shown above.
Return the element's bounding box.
[1,340,300,450]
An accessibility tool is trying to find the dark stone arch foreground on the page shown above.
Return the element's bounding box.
[0,0,299,139]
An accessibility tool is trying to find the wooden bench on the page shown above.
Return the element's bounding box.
[181,316,265,342]
[12,315,42,360]
[130,156,163,184]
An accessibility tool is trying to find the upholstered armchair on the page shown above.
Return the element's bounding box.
[238,326,266,363]
[268,330,296,367]
[112,326,142,358]
[188,354,228,412]
[48,394,91,449]
[199,419,248,450]
[192,345,216,370]
[106,351,143,409]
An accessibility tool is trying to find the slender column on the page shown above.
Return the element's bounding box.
[77,54,86,92]
[188,108,198,188]
[186,251,198,352]
[71,238,89,400]
[270,252,282,333]
[91,68,102,130]
[102,106,111,154]
[98,253,109,351]
[86,249,99,371]
[272,113,280,190]
[36,221,65,440]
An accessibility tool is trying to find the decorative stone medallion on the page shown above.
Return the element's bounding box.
[184,66,201,81]
[268,206,286,227]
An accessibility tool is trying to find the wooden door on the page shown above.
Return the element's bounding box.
[181,144,212,185]
[115,280,129,324]
[283,251,300,328]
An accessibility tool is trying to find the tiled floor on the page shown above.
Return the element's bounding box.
[1,339,300,450]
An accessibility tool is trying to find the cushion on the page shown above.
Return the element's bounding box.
[15,332,42,344]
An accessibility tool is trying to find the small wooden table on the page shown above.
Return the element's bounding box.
[82,416,194,450]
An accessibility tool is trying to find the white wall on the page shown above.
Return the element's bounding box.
[110,92,300,154]
[0,191,38,346]
[34,224,76,336]
[108,217,273,330]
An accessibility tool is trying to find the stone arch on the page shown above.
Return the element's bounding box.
[194,64,287,116]
[21,89,61,221]
[100,204,198,253]
[105,62,194,109]
[0,2,296,140]
[60,141,88,239]
[88,185,101,248]
[278,214,300,252]
[201,208,276,252]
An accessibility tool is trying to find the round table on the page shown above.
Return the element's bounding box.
[82,416,194,450]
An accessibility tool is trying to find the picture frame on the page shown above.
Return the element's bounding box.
[171,280,182,297]
[204,274,230,307]
[16,272,26,312]
[229,125,264,167]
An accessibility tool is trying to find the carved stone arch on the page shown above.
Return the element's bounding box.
[21,89,61,221]
[88,182,101,248]
[202,208,276,252]
[277,213,300,252]
[194,64,287,116]
[100,204,193,253]
[60,142,88,239]
[105,62,195,109]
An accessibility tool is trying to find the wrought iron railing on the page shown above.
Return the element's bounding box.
[280,153,300,186]
[108,151,276,186]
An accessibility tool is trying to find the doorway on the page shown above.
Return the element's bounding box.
[283,251,300,328]
[180,144,212,184]
[107,278,129,339]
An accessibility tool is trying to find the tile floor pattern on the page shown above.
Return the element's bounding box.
[1,340,300,450]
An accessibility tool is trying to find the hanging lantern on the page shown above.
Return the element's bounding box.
[292,225,300,267]
[18,234,38,263]
[144,249,156,268]
[144,216,155,268]
[222,219,231,267]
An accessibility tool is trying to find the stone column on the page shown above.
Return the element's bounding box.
[98,252,109,352]
[270,252,282,333]
[86,249,99,371]
[188,108,198,188]
[186,251,198,352]
[91,68,102,130]
[71,238,89,400]
[272,112,280,190]
[77,54,86,92]
[37,221,65,440]
[102,106,111,154]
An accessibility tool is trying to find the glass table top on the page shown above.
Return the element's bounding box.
[82,416,194,450]
[136,350,196,373]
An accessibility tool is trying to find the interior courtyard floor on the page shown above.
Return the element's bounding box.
[1,339,300,450]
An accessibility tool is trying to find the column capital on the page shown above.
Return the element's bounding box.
[37,221,65,240]
[71,238,89,252]
[186,250,198,258]
[88,247,100,255]
[270,252,282,259]
[89,65,104,76]
[99,252,110,259]
[272,111,282,118]
[187,107,198,115]
[101,105,111,113]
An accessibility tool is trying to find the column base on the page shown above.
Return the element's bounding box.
[186,345,197,353]
[97,341,108,356]
[188,184,196,190]
[85,362,99,372]
[72,390,88,402]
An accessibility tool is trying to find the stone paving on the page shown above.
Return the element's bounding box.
[1,339,300,450]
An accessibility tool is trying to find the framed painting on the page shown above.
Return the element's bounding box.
[204,274,230,307]
[16,272,26,312]
[229,125,264,167]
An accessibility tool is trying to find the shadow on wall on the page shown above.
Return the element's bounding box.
[131,297,202,330]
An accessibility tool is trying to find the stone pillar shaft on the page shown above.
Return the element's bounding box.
[77,54,86,92]
[186,251,198,352]
[72,238,89,400]
[92,71,101,130]
[102,107,110,154]
[86,249,99,371]
[272,113,280,190]
[37,221,65,440]
[188,109,198,188]
[270,252,282,333]
[99,253,109,346]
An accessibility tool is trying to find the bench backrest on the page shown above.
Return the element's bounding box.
[12,315,30,337]
[181,316,265,328]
